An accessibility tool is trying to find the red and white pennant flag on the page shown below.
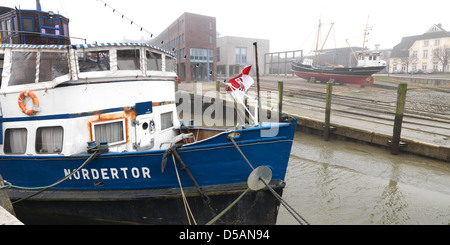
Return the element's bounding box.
[225,65,254,102]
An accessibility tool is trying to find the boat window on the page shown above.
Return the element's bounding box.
[4,128,27,154]
[165,56,176,72]
[117,49,140,70]
[160,112,173,131]
[92,119,126,145]
[78,51,110,72]
[9,51,37,86]
[146,51,162,71]
[39,16,61,36]
[35,126,63,154]
[39,52,70,82]
[21,17,34,32]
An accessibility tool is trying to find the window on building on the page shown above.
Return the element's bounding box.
[423,50,428,58]
[435,39,440,45]
[92,119,126,145]
[422,63,427,70]
[424,40,429,46]
[9,51,37,86]
[236,47,247,65]
[4,128,27,154]
[433,62,438,70]
[190,48,213,62]
[39,52,70,82]
[36,126,63,154]
[160,112,173,131]
[412,51,417,58]
[216,47,220,62]
[146,51,162,71]
[433,49,439,57]
[78,51,110,72]
[117,49,140,70]
[210,21,213,30]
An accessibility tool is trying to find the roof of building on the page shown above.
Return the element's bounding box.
[390,24,450,58]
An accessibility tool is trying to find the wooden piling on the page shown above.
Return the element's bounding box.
[391,83,408,155]
[193,81,197,96]
[324,82,333,141]
[253,42,262,123]
[278,81,283,119]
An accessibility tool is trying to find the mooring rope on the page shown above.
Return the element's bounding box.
[1,145,105,204]
[259,178,310,225]
[228,134,310,225]
[229,136,254,170]
[206,188,250,225]
[172,154,197,225]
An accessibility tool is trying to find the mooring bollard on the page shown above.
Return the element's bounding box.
[391,83,408,155]
[278,81,284,119]
[324,81,333,141]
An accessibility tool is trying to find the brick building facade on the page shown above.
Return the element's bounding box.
[150,12,216,82]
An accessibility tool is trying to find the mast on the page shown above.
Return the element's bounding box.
[36,0,42,11]
[313,20,321,63]
[319,22,334,54]
[362,15,371,55]
[314,20,334,64]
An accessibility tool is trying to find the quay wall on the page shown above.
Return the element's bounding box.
[292,114,450,162]
[179,91,449,162]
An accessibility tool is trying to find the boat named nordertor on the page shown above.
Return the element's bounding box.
[0,42,297,224]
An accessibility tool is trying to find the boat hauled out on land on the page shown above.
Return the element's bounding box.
[292,51,386,86]
[0,43,297,224]
[292,20,386,86]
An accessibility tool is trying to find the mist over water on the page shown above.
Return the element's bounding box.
[277,131,450,225]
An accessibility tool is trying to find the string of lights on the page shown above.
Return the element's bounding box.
[96,0,154,38]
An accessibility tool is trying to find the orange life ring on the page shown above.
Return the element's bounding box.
[18,90,39,115]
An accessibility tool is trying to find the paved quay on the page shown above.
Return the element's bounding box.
[0,206,23,225]
[177,75,449,162]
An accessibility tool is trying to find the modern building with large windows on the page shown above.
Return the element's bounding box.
[150,12,216,82]
[216,36,269,79]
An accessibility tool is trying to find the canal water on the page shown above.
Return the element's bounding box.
[276,131,450,225]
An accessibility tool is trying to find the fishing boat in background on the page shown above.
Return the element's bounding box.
[292,20,386,86]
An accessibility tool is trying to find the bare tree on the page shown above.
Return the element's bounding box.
[404,50,418,73]
[433,46,450,72]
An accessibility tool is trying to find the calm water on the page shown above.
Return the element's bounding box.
[277,131,450,225]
